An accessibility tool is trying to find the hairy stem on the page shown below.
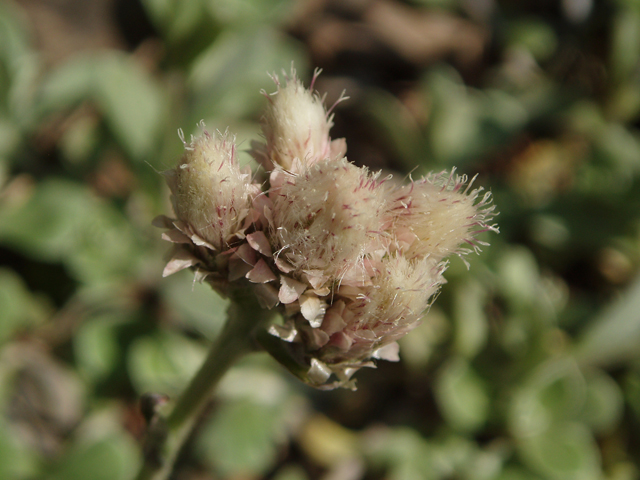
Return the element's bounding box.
[135,287,274,480]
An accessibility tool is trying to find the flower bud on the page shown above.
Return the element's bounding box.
[391,170,498,263]
[171,127,254,251]
[254,68,346,172]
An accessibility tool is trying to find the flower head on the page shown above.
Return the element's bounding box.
[390,170,498,264]
[252,67,347,172]
[323,254,444,359]
[170,126,254,251]
[270,157,388,284]
[156,67,498,390]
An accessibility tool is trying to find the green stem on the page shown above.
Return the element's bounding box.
[136,288,274,480]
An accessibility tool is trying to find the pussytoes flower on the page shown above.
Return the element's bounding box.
[172,127,255,250]
[390,170,498,264]
[270,157,388,285]
[251,67,347,173]
[153,125,261,287]
[156,68,498,389]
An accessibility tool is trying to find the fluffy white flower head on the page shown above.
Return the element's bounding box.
[392,170,497,263]
[320,254,443,363]
[173,127,253,250]
[271,157,387,281]
[260,68,344,171]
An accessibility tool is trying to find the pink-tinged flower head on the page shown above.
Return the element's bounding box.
[169,126,254,251]
[154,66,499,390]
[252,68,347,172]
[271,254,446,389]
[321,254,444,361]
[270,157,388,283]
[390,170,498,264]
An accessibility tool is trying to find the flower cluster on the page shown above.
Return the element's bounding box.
[155,68,498,389]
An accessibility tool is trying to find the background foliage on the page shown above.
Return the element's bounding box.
[2,0,640,479]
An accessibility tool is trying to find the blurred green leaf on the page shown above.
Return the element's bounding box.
[217,362,291,405]
[127,332,206,394]
[494,466,545,480]
[0,267,50,343]
[611,6,640,82]
[398,307,448,369]
[37,57,95,115]
[73,313,124,382]
[509,359,586,438]
[575,274,640,366]
[141,0,208,42]
[496,247,544,314]
[426,67,479,164]
[38,53,165,160]
[94,54,165,161]
[507,19,558,61]
[0,418,39,480]
[0,2,31,62]
[580,369,623,434]
[272,465,309,480]
[197,399,284,477]
[424,68,528,166]
[187,26,307,123]
[453,279,488,358]
[49,435,139,480]
[206,0,294,25]
[59,115,100,165]
[161,272,229,340]
[363,427,436,480]
[0,2,33,110]
[0,179,141,284]
[0,118,21,159]
[517,422,601,480]
[363,88,424,171]
[434,358,489,433]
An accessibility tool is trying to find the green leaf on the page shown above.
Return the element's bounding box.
[426,67,479,165]
[494,466,545,480]
[93,54,165,161]
[575,274,640,367]
[0,2,31,64]
[38,53,165,160]
[434,357,489,433]
[197,399,283,477]
[37,56,95,115]
[398,307,448,369]
[453,280,488,358]
[0,418,39,479]
[0,179,140,284]
[0,2,35,124]
[363,427,436,480]
[496,247,541,310]
[127,332,206,394]
[161,272,229,340]
[73,313,124,382]
[507,19,558,61]
[611,7,640,82]
[0,267,50,344]
[273,465,310,480]
[580,369,623,434]
[363,88,423,171]
[141,0,208,42]
[187,26,307,122]
[206,0,294,25]
[49,435,139,480]
[509,359,586,438]
[517,422,601,480]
